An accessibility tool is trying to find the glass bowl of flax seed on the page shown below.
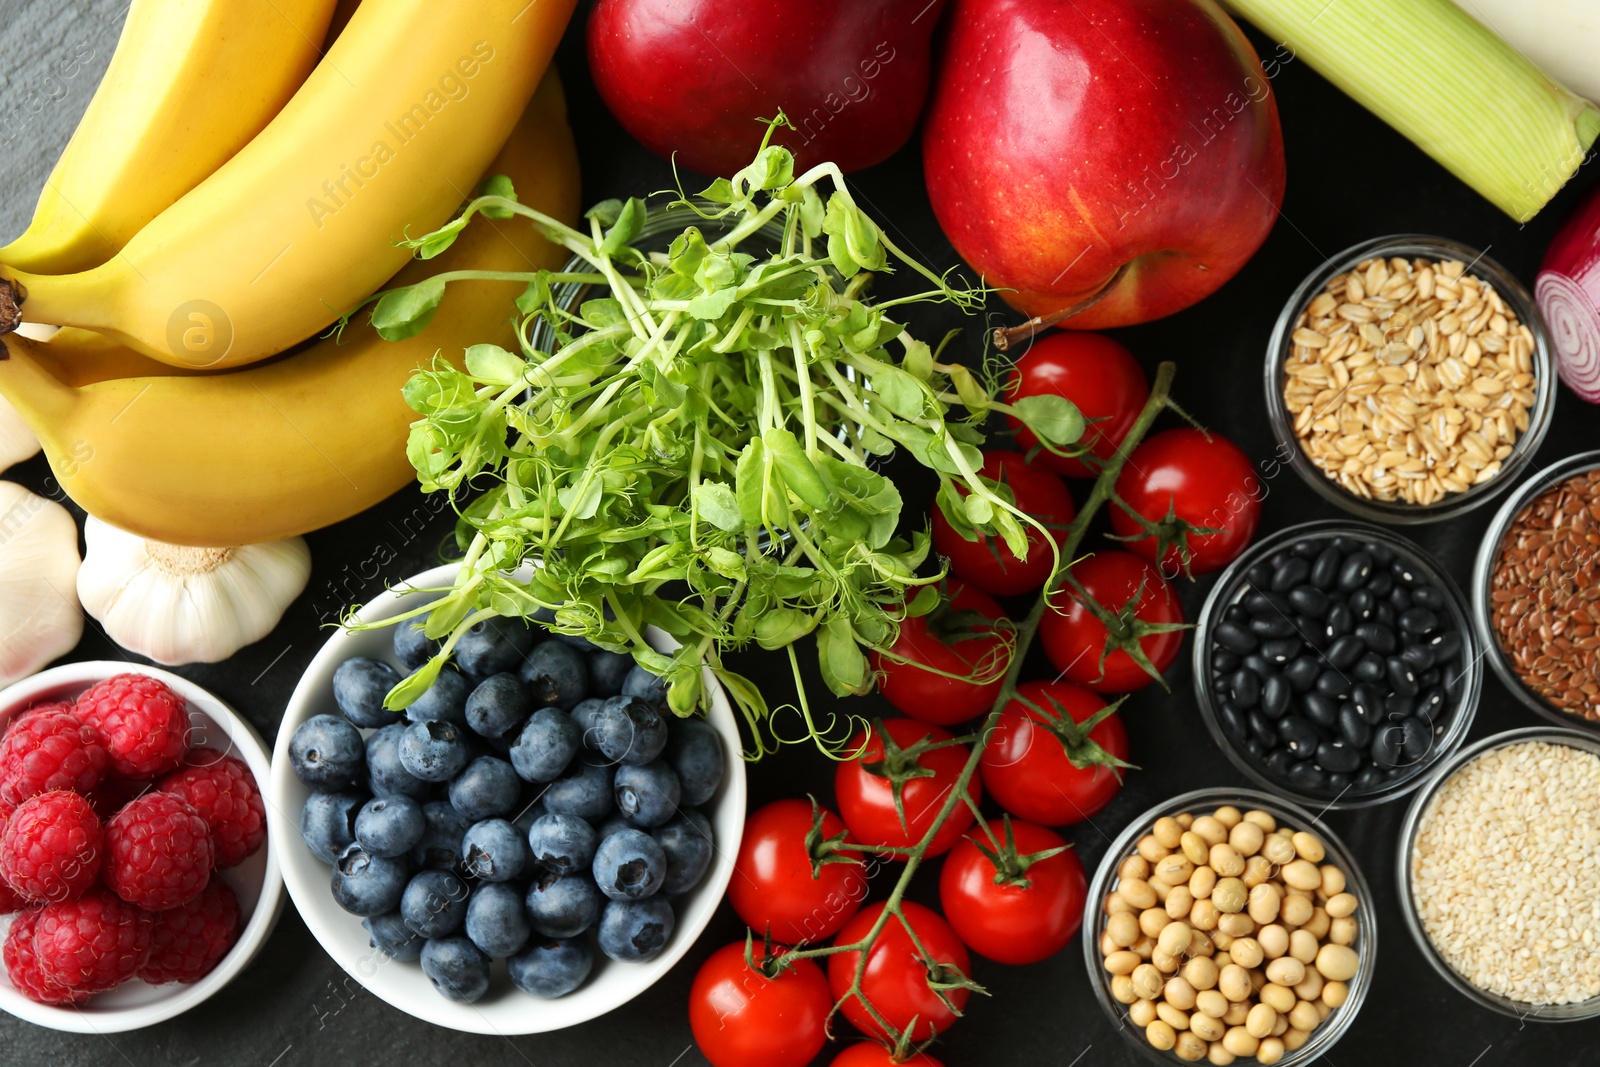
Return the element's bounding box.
[1265,235,1556,524]
[1473,449,1600,731]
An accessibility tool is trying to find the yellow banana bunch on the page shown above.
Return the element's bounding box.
[0,0,340,274]
[1,0,577,371]
[0,74,580,548]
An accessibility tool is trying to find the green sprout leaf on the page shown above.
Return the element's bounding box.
[371,277,447,340]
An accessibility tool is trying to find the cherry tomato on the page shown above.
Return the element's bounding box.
[1110,428,1261,577]
[1006,332,1149,478]
[938,818,1088,965]
[836,719,981,858]
[830,1043,947,1067]
[931,451,1075,596]
[689,941,832,1067]
[979,680,1129,826]
[828,901,971,1042]
[872,581,1012,727]
[729,799,868,945]
[1040,551,1184,692]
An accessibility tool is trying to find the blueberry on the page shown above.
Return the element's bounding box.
[526,813,598,876]
[412,800,471,871]
[593,828,667,900]
[464,673,535,743]
[594,813,636,840]
[542,759,615,821]
[460,818,528,882]
[598,897,675,962]
[621,666,669,707]
[615,761,681,827]
[594,696,668,766]
[394,618,440,671]
[664,718,724,807]
[509,707,581,782]
[289,714,366,790]
[355,795,426,858]
[509,937,593,998]
[331,844,410,916]
[519,641,589,710]
[448,756,521,821]
[300,791,364,863]
[401,869,469,938]
[420,937,490,1003]
[454,617,536,681]
[525,869,602,938]
[365,723,431,800]
[399,720,470,782]
[588,651,633,697]
[404,667,470,726]
[464,881,531,958]
[333,657,403,728]
[654,810,713,895]
[570,697,606,750]
[364,910,424,962]
[511,796,547,836]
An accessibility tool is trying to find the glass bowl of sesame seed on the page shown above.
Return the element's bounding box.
[1471,449,1600,732]
[1264,235,1557,524]
[1397,727,1600,1020]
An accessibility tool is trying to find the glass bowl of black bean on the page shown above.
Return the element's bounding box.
[1192,520,1482,809]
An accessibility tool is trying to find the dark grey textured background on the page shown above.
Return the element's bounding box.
[4,1,1600,1064]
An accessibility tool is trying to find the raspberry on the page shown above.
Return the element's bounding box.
[32,888,153,994]
[6,700,76,734]
[0,791,103,904]
[104,793,213,911]
[0,799,19,914]
[158,748,266,869]
[0,710,109,805]
[89,776,152,822]
[74,674,191,779]
[140,877,240,984]
[3,910,87,1005]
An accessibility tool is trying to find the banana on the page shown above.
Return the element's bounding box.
[0,0,577,371]
[0,73,580,548]
[0,0,340,275]
[324,0,364,45]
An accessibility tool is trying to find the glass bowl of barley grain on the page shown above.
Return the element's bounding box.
[1473,449,1600,731]
[1265,235,1556,524]
[1399,727,1600,1019]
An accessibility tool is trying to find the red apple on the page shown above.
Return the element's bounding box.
[587,0,947,177]
[922,0,1285,331]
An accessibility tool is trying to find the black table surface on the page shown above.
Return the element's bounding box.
[5,3,1600,1065]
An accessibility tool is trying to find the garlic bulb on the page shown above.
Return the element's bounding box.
[0,481,82,686]
[77,517,311,665]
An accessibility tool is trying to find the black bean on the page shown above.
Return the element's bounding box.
[1260,639,1301,665]
[1350,684,1384,725]
[1287,760,1328,792]
[1264,748,1294,776]
[1288,586,1329,618]
[1375,604,1397,628]
[1315,671,1352,698]
[1354,653,1387,684]
[1260,674,1292,719]
[1386,766,1414,782]
[1391,559,1419,584]
[1400,717,1433,762]
[1316,739,1361,774]
[1337,551,1373,592]
[1284,656,1322,692]
[1249,615,1299,639]
[1245,591,1291,616]
[1325,634,1364,670]
[1338,705,1372,748]
[1400,644,1435,671]
[1212,649,1240,674]
[1278,715,1321,756]
[1399,607,1439,637]
[1304,693,1340,729]
[1225,604,1251,625]
[1385,694,1415,720]
[1354,622,1396,655]
[1293,615,1323,639]
[1427,630,1463,661]
[1367,542,1395,565]
[1242,654,1275,677]
[1419,667,1443,687]
[1218,701,1249,743]
[1354,765,1386,792]
[1412,586,1445,610]
[1246,562,1274,587]
[1244,738,1265,759]
[1348,590,1375,619]
[1324,603,1354,641]
[1331,536,1357,554]
[1249,709,1278,748]
[1367,569,1394,597]
[1371,725,1404,768]
[1387,656,1419,697]
[1389,587,1413,613]
[1310,546,1342,590]
[1214,622,1257,654]
[1292,539,1323,559]
[1326,771,1354,793]
[1213,676,1232,696]
[1416,687,1447,724]
[1230,669,1262,708]
[1270,557,1311,593]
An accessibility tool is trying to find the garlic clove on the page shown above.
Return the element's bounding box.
[77,517,311,666]
[0,481,82,686]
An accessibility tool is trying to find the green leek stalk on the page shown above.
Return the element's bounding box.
[1224,0,1600,222]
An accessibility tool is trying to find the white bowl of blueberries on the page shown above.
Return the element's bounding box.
[269,563,745,1034]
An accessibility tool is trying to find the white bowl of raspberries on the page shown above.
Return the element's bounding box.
[0,662,278,1032]
[270,563,746,1034]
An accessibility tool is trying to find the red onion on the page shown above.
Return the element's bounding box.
[1538,183,1600,403]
